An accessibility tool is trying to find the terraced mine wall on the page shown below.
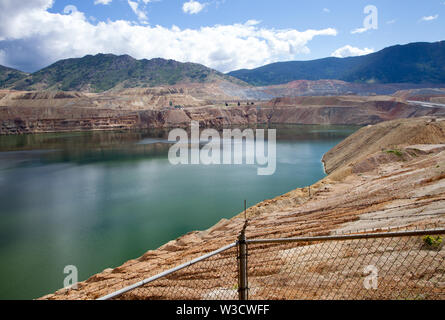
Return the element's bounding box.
[0,106,141,135]
[1,99,445,135]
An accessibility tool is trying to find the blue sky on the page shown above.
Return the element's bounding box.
[0,0,444,73]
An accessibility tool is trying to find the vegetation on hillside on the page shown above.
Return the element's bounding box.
[0,65,29,88]
[2,41,445,91]
[4,54,244,92]
[228,41,445,86]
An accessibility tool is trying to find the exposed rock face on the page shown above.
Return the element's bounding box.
[393,88,445,102]
[0,105,141,134]
[41,116,445,300]
[0,114,140,135]
[264,95,444,125]
[242,81,445,98]
[1,90,445,135]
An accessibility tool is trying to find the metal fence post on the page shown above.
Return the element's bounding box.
[238,227,249,300]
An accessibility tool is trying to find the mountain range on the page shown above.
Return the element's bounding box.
[1,54,244,92]
[0,41,444,92]
[228,41,445,86]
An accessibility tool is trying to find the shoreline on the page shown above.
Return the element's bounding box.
[39,116,445,300]
[1,124,345,299]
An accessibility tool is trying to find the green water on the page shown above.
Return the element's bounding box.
[0,125,358,300]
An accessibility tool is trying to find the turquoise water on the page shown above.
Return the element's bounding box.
[0,125,358,299]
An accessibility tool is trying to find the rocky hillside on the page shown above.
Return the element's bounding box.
[250,80,445,98]
[228,41,445,86]
[262,95,445,125]
[4,54,245,93]
[0,65,28,88]
[3,42,445,96]
[41,116,445,300]
[393,88,445,104]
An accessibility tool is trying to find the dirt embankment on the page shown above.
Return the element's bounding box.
[392,88,445,102]
[265,96,444,125]
[322,117,445,176]
[41,116,445,300]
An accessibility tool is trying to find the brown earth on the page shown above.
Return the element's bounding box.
[393,88,445,102]
[2,88,445,135]
[240,80,445,99]
[322,117,445,175]
[40,116,445,300]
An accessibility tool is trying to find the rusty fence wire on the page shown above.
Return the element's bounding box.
[246,230,445,300]
[98,229,445,300]
[99,243,239,300]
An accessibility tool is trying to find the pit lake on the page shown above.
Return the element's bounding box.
[0,125,359,299]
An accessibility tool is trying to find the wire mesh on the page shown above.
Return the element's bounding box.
[115,245,239,300]
[246,231,445,300]
[99,229,445,300]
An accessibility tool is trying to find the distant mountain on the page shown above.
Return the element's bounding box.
[228,41,445,86]
[8,54,245,92]
[0,65,29,88]
[3,41,445,92]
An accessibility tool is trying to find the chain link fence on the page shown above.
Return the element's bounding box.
[99,229,445,300]
[246,230,445,300]
[99,243,239,300]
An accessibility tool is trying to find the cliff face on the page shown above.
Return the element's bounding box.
[41,116,445,300]
[0,105,141,135]
[1,90,444,135]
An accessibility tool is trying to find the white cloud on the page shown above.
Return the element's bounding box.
[183,1,207,15]
[245,19,261,26]
[94,0,112,5]
[331,45,374,58]
[128,0,148,23]
[351,27,369,34]
[323,8,330,13]
[0,1,337,73]
[420,15,439,22]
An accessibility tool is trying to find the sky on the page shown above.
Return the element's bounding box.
[0,0,444,73]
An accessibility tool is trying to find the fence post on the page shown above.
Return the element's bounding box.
[238,227,248,300]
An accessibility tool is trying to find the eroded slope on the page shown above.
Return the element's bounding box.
[41,116,445,300]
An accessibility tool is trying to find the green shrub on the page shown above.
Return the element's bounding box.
[423,235,443,248]
[385,149,403,157]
